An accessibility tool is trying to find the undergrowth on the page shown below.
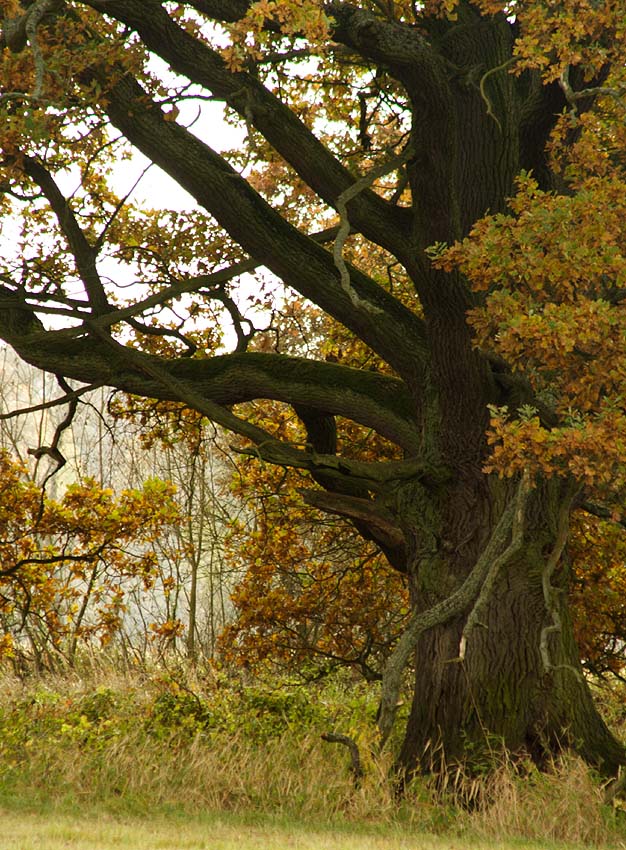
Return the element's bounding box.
[0,664,624,847]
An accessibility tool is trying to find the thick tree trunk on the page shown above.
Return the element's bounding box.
[391,478,625,779]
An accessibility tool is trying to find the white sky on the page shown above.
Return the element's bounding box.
[112,97,245,209]
[0,53,270,350]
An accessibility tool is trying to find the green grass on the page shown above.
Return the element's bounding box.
[0,808,612,850]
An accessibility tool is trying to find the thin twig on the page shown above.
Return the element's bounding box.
[0,381,103,420]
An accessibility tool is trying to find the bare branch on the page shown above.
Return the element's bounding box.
[28,376,81,492]
[125,317,198,357]
[0,380,104,420]
[559,65,626,113]
[321,732,364,785]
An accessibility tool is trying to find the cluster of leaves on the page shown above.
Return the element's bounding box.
[220,0,626,90]
[437,149,626,511]
[0,450,183,667]
[221,0,331,71]
[569,514,626,679]
[220,451,408,680]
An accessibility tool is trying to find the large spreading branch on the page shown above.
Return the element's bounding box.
[0,285,421,452]
[80,0,414,266]
[87,68,428,383]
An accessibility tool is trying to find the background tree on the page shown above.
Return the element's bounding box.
[0,349,243,664]
[0,448,181,670]
[220,403,410,682]
[1,0,626,778]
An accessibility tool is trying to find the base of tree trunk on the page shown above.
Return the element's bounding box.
[396,577,625,782]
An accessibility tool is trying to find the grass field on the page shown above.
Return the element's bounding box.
[1,671,625,849]
[0,809,611,850]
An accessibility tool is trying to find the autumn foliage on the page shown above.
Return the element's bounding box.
[0,450,182,667]
[220,412,409,680]
[3,0,626,774]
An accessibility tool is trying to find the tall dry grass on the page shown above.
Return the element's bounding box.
[463,753,615,846]
[0,668,425,825]
[0,668,624,846]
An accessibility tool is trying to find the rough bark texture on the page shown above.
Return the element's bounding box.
[394,481,623,776]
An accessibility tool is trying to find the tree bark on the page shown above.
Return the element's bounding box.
[392,478,625,779]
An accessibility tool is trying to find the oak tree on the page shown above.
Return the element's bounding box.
[1,0,626,777]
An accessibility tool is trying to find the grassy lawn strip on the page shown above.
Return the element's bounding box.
[0,809,608,850]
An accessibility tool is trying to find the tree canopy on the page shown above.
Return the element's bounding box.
[2,0,626,779]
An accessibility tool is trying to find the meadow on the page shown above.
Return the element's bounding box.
[1,665,625,848]
[0,809,611,850]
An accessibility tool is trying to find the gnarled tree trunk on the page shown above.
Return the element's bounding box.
[385,476,625,778]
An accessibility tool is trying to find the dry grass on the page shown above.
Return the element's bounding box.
[0,670,417,826]
[0,808,593,850]
[0,669,625,848]
[465,753,616,847]
[2,725,426,826]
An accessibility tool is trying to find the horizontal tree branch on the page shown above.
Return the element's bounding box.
[0,380,104,420]
[0,545,110,579]
[0,285,421,452]
[578,500,626,532]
